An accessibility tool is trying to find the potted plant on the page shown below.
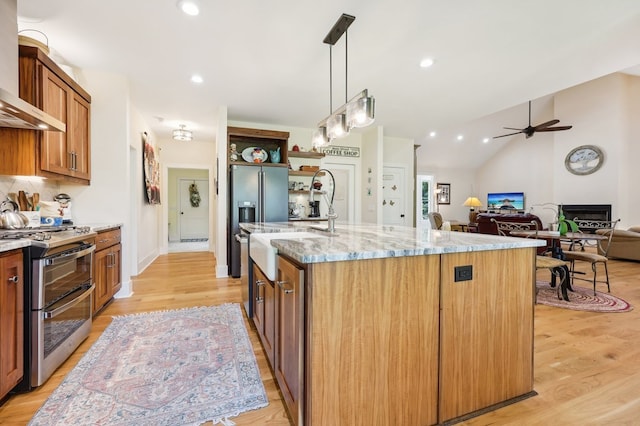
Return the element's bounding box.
[555,204,579,236]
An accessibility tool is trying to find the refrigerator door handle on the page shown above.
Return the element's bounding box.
[258,169,265,222]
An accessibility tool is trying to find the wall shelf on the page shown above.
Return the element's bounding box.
[288,151,325,159]
[289,170,324,177]
[289,190,326,195]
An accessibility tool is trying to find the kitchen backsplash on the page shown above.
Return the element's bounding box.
[0,176,60,208]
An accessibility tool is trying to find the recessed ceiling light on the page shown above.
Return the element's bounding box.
[429,131,436,138]
[177,0,200,16]
[191,74,203,84]
[482,138,490,143]
[456,135,464,141]
[420,58,435,68]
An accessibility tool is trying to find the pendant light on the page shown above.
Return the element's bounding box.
[314,13,375,148]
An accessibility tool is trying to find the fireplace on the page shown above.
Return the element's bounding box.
[559,204,612,232]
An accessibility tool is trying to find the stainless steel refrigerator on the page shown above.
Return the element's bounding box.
[228,164,288,280]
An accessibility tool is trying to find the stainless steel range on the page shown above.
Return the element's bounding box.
[1,226,97,389]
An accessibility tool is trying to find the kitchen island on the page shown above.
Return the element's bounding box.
[241,222,544,425]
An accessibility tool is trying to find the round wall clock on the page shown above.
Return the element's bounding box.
[564,145,603,175]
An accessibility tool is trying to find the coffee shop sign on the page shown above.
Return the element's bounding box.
[321,145,360,158]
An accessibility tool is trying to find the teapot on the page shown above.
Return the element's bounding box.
[0,200,29,229]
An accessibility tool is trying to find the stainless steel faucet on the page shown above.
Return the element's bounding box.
[309,168,337,233]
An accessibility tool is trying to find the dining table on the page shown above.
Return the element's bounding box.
[510,230,608,301]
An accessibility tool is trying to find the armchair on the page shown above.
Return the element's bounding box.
[596,225,640,262]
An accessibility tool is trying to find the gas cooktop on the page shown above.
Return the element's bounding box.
[0,225,95,250]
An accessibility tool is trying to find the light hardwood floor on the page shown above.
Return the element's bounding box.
[1,251,639,425]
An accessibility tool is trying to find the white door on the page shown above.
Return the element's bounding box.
[179,179,209,240]
[324,163,355,223]
[382,166,406,226]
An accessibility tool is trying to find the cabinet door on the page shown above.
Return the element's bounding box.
[275,256,304,425]
[0,251,24,399]
[39,65,71,176]
[109,243,122,294]
[93,248,111,314]
[262,276,275,367]
[68,91,91,180]
[252,265,266,335]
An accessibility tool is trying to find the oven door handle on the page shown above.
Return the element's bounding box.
[45,245,96,266]
[44,284,95,319]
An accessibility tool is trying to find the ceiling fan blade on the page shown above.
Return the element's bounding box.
[533,119,560,131]
[493,131,523,139]
[536,125,573,132]
[502,127,523,131]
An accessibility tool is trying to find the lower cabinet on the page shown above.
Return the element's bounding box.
[252,265,275,367]
[274,256,304,425]
[93,228,122,316]
[0,250,24,400]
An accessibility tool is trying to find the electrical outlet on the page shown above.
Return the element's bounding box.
[454,265,473,282]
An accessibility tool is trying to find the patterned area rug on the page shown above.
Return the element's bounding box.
[536,281,633,313]
[29,304,268,426]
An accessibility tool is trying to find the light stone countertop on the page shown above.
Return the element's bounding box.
[0,239,31,253]
[240,222,545,264]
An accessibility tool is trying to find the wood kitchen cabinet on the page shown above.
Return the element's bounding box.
[274,256,304,425]
[0,45,91,184]
[93,228,122,316]
[0,250,24,401]
[252,265,275,367]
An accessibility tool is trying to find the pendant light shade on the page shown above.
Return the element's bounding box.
[346,91,375,128]
[326,113,349,140]
[312,127,329,148]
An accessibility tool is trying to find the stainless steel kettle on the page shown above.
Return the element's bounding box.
[0,200,29,229]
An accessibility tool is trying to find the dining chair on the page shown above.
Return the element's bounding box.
[563,219,620,295]
[490,218,568,300]
[428,212,443,230]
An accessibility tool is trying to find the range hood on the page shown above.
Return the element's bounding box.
[0,87,65,132]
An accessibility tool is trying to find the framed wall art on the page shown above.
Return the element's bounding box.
[143,132,161,204]
[436,183,450,205]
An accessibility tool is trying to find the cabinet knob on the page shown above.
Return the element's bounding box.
[7,275,19,283]
[276,280,294,294]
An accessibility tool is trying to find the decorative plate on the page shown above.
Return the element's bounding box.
[564,145,603,175]
[242,147,268,163]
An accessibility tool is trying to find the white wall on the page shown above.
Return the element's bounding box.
[0,0,18,94]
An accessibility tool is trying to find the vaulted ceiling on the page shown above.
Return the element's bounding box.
[16,0,640,168]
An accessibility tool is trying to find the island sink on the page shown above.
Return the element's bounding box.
[249,232,325,280]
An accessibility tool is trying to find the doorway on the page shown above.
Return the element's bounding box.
[416,174,436,229]
[324,163,356,223]
[179,178,209,241]
[167,168,210,253]
[382,166,407,226]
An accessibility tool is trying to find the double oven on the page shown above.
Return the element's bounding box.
[1,226,97,391]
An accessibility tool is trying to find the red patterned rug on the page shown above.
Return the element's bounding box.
[29,304,268,425]
[536,281,633,313]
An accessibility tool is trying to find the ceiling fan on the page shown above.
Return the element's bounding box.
[493,100,573,139]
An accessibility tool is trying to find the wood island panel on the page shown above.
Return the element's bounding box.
[306,255,440,426]
[439,248,535,421]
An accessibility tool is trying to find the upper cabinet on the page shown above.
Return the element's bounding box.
[227,126,289,167]
[0,46,91,184]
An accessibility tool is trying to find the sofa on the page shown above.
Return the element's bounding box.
[476,212,549,254]
[597,226,640,261]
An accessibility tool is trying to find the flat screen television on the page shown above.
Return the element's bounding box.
[487,192,525,211]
